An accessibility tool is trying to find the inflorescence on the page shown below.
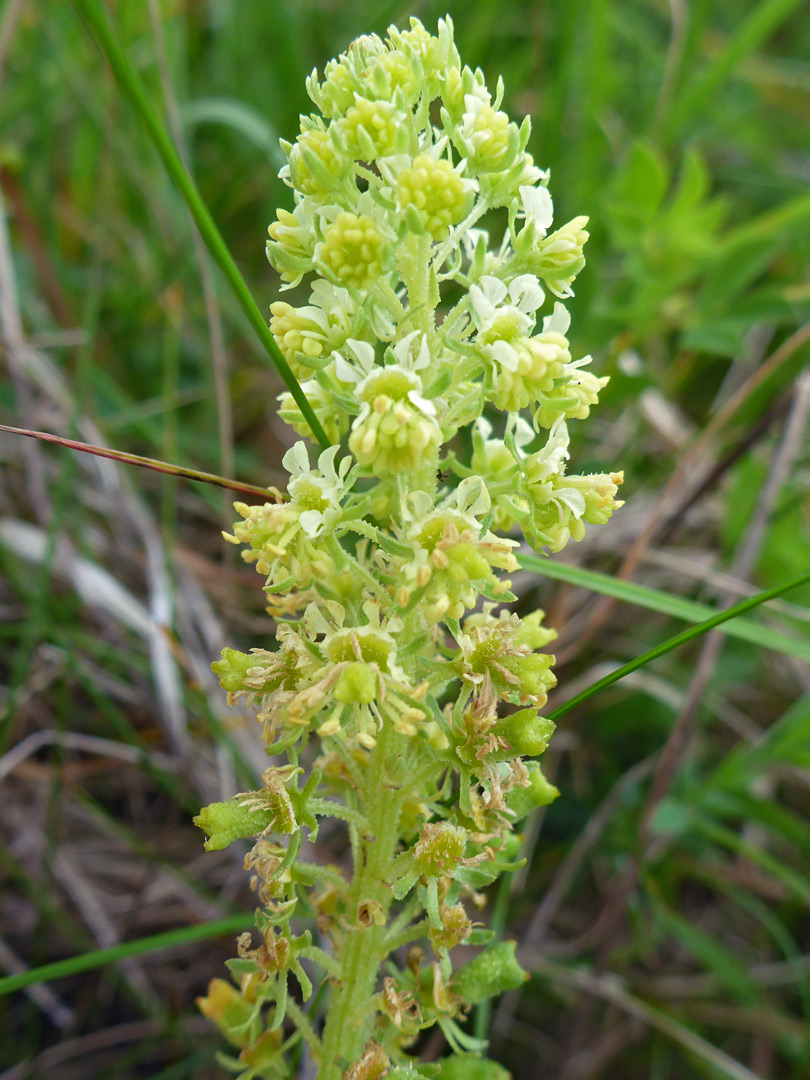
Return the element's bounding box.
[195,18,623,1080]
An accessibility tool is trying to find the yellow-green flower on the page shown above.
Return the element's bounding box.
[315,212,387,290]
[397,154,475,239]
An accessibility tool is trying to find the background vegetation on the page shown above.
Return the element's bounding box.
[1,1,809,1077]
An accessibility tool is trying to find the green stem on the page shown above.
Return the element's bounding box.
[316,720,403,1078]
[72,0,329,450]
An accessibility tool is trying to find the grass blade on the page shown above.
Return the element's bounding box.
[0,423,278,500]
[666,0,805,135]
[519,554,810,662]
[72,0,329,449]
[528,954,765,1080]
[0,915,248,996]
[181,97,285,167]
[547,569,810,721]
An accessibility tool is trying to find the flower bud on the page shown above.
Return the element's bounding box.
[196,978,253,1048]
[269,301,328,377]
[532,216,589,297]
[287,128,345,195]
[451,941,528,1004]
[315,212,387,290]
[240,1029,285,1072]
[340,97,406,160]
[348,367,441,475]
[211,648,276,694]
[397,155,474,240]
[278,379,348,445]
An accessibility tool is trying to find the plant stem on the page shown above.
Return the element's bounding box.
[316,719,403,1078]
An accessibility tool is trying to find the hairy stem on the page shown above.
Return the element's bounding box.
[317,718,404,1077]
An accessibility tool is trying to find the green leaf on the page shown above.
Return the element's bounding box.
[72,0,329,449]
[610,142,669,226]
[648,797,694,839]
[519,554,810,662]
[182,97,285,166]
[651,901,759,1005]
[666,0,807,134]
[695,818,810,905]
[709,692,810,788]
[546,568,810,721]
[0,916,249,996]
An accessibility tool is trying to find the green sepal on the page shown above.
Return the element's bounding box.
[473,579,517,603]
[423,367,453,398]
[263,575,295,594]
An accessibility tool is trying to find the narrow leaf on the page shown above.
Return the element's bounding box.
[547,569,810,721]
[0,915,249,996]
[520,554,810,663]
[0,424,276,501]
[73,0,329,449]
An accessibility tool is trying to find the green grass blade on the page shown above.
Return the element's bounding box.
[519,554,810,662]
[0,915,249,996]
[72,0,329,449]
[666,0,805,134]
[529,954,765,1080]
[181,97,285,167]
[547,569,810,722]
[651,901,759,1005]
[694,818,810,905]
[709,691,810,789]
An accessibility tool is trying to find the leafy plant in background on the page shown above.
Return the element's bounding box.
[192,18,622,1080]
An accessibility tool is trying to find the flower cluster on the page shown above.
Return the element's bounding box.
[197,18,624,1080]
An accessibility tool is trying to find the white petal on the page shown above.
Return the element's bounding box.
[474,415,494,441]
[350,402,371,430]
[282,441,310,476]
[543,301,571,335]
[520,184,553,233]
[392,330,420,365]
[346,339,376,372]
[455,476,491,518]
[413,334,431,371]
[555,488,586,518]
[317,444,340,477]
[403,490,433,523]
[480,275,508,307]
[334,353,360,384]
[489,340,519,372]
[407,389,437,417]
[513,416,535,447]
[509,274,545,314]
[299,510,324,538]
[296,305,329,331]
[469,283,494,324]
